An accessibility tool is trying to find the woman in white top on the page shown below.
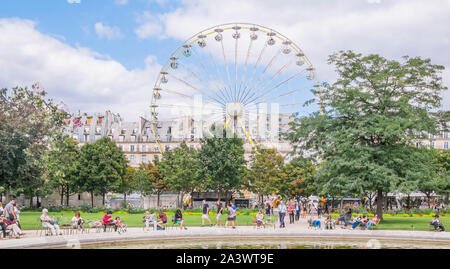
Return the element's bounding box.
[71,211,84,229]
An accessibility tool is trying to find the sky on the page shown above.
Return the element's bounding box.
[0,0,449,121]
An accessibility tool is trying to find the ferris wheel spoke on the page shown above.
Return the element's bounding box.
[220,39,234,102]
[240,59,291,105]
[179,62,228,105]
[191,48,230,104]
[237,44,270,104]
[236,39,254,103]
[168,73,226,106]
[245,50,282,94]
[161,88,224,108]
[253,85,309,105]
[157,103,224,113]
[239,43,268,104]
[207,47,233,103]
[234,37,239,102]
[243,69,307,105]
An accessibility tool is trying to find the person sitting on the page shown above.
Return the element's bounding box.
[40,208,62,236]
[115,217,127,229]
[343,208,352,228]
[313,215,322,230]
[157,209,167,230]
[255,210,265,228]
[351,214,362,230]
[71,211,84,230]
[142,210,157,231]
[102,211,117,232]
[360,215,369,229]
[336,210,345,225]
[324,215,335,230]
[366,215,379,230]
[174,209,187,230]
[430,215,445,232]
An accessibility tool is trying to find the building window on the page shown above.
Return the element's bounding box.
[444,132,449,139]
[415,142,421,148]
[119,135,124,142]
[141,155,147,163]
[141,145,147,152]
[96,127,102,133]
[154,146,160,152]
[95,135,101,141]
[119,145,124,151]
[78,194,81,200]
[130,145,135,152]
[131,135,136,142]
[129,155,135,163]
[430,141,435,148]
[84,135,88,142]
[445,142,449,149]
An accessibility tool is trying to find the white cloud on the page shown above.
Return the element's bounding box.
[67,0,81,3]
[134,12,164,39]
[0,18,161,120]
[148,0,450,108]
[94,22,124,40]
[115,0,128,5]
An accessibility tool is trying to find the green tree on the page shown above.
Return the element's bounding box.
[119,166,136,205]
[158,142,199,207]
[0,84,65,201]
[245,147,284,206]
[279,156,317,201]
[134,159,167,207]
[46,135,80,206]
[285,51,448,219]
[74,137,127,207]
[435,150,450,203]
[198,133,246,202]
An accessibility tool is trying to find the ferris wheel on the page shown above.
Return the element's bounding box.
[151,23,322,151]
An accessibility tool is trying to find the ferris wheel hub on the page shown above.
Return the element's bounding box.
[226,102,244,118]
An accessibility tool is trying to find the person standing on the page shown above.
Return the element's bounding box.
[265,202,271,218]
[4,199,17,222]
[201,200,213,227]
[231,202,238,227]
[295,201,300,221]
[14,203,21,229]
[279,201,287,228]
[288,202,295,224]
[216,200,223,226]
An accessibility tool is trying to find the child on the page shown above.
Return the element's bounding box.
[115,217,127,229]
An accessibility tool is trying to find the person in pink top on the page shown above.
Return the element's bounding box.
[288,202,296,224]
[366,215,379,229]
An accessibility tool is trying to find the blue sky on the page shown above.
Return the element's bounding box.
[1,0,449,120]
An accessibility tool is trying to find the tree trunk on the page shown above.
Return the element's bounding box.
[91,191,94,208]
[157,191,161,208]
[60,187,64,206]
[66,185,70,207]
[376,189,384,220]
[102,193,105,205]
[29,196,33,208]
[124,193,127,205]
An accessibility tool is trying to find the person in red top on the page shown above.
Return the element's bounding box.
[157,209,167,230]
[366,215,379,229]
[288,202,296,224]
[102,211,117,232]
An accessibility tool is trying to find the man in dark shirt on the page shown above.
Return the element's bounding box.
[216,200,223,226]
[201,200,212,227]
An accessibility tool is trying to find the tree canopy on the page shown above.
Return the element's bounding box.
[285,51,448,218]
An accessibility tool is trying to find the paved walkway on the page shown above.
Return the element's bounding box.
[1,218,449,249]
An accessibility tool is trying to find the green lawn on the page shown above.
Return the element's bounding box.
[373,216,449,231]
[16,212,449,232]
[17,212,258,230]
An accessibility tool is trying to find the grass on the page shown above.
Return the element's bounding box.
[16,212,449,232]
[17,212,258,230]
[373,216,449,231]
